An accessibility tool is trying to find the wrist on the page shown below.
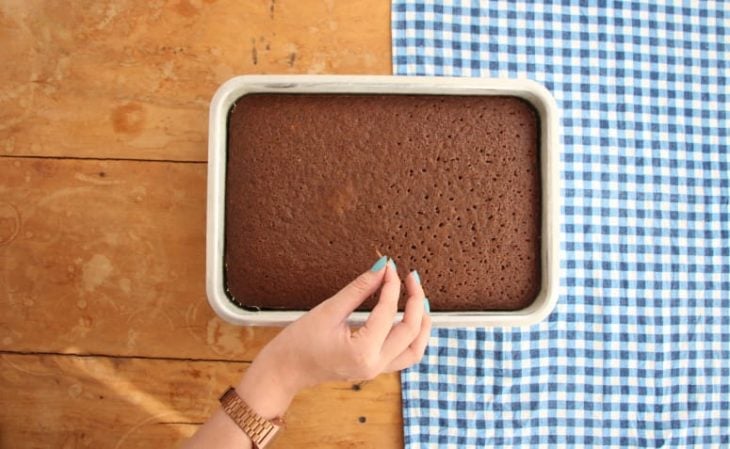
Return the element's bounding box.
[236,343,301,420]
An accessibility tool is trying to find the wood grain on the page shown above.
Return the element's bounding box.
[0,353,403,449]
[0,0,391,161]
[0,1,401,446]
[0,156,280,360]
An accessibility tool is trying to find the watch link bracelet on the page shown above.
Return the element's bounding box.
[219,386,283,449]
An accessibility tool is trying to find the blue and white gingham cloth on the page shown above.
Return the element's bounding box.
[393,1,729,447]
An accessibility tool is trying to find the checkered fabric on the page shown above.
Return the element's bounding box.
[393,1,729,447]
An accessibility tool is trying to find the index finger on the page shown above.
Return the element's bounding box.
[356,259,401,347]
[318,256,389,322]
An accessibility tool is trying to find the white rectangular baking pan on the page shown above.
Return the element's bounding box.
[207,75,559,327]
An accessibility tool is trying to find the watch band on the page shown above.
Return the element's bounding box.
[219,387,282,449]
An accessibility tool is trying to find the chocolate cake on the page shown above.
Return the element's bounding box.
[224,93,541,311]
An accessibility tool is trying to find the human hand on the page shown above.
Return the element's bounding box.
[237,256,432,419]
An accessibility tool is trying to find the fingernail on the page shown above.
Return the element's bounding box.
[423,297,430,313]
[388,258,397,271]
[412,270,421,285]
[370,255,388,272]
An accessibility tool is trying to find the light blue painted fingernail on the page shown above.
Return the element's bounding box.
[370,255,388,272]
[388,258,397,271]
[423,297,430,313]
[412,270,421,285]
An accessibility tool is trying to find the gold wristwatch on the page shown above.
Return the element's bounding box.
[219,387,283,449]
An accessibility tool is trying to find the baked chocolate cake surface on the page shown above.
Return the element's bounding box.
[225,94,541,311]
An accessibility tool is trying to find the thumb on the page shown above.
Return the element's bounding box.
[321,256,390,321]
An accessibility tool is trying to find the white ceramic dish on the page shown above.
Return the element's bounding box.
[207,75,559,327]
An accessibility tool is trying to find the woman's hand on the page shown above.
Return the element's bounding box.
[181,256,431,449]
[237,256,432,419]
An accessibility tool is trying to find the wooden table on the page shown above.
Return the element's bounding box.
[0,1,400,447]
